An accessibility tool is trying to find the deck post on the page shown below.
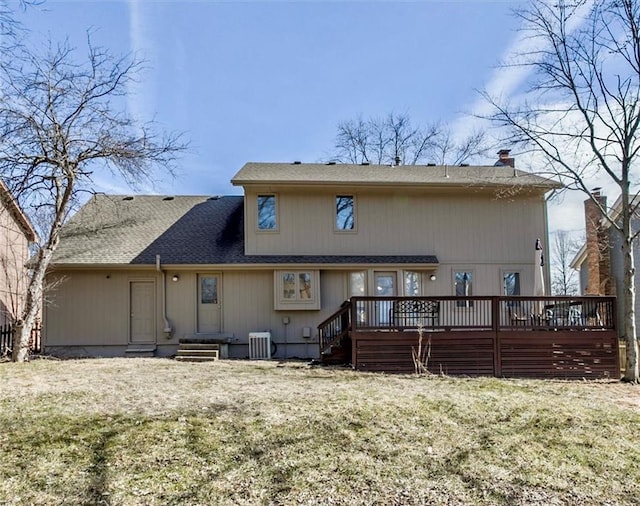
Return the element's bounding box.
[492,297,502,377]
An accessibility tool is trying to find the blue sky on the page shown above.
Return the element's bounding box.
[16,0,585,233]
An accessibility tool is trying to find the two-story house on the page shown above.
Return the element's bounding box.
[44,156,562,361]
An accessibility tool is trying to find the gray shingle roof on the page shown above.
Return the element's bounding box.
[54,195,237,265]
[231,162,562,190]
[52,194,438,266]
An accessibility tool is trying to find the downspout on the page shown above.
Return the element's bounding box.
[156,254,173,337]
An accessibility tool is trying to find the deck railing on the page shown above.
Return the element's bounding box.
[332,296,618,377]
[349,296,616,332]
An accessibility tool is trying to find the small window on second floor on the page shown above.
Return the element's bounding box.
[336,195,355,231]
[257,195,277,230]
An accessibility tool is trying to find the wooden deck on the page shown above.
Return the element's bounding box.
[319,296,619,379]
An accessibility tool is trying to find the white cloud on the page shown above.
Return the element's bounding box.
[127,0,152,127]
[453,0,596,138]
[125,0,163,195]
[450,1,607,234]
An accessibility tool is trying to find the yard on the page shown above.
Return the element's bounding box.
[1,359,639,506]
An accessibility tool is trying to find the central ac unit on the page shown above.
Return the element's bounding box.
[248,332,271,360]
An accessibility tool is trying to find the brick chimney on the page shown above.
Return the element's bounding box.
[584,188,614,295]
[495,149,515,168]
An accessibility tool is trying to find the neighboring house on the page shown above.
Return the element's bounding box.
[571,190,632,332]
[44,153,561,359]
[0,180,37,326]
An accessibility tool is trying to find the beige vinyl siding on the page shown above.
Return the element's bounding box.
[165,271,199,334]
[44,262,548,356]
[45,271,150,346]
[244,188,547,263]
[221,270,345,346]
[45,269,349,354]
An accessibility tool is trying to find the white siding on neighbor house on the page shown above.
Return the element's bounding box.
[244,188,547,263]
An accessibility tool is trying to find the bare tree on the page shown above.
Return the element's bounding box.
[0,35,185,362]
[0,1,38,47]
[331,112,487,166]
[483,0,640,382]
[550,230,580,296]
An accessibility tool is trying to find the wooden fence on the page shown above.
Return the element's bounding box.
[0,320,42,357]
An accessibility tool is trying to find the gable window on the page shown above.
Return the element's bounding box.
[335,195,355,231]
[455,271,474,307]
[257,195,277,230]
[274,270,320,310]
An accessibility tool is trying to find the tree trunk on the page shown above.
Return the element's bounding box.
[621,233,639,382]
[11,244,54,363]
[11,321,29,362]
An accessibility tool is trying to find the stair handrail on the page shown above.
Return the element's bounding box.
[318,300,351,354]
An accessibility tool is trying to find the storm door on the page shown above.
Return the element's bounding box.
[197,273,221,333]
[129,280,156,343]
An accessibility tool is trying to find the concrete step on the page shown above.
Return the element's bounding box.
[175,343,219,362]
[175,352,219,362]
[176,349,219,357]
[126,344,157,358]
[178,343,220,351]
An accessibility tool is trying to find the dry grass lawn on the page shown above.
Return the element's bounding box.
[1,358,639,505]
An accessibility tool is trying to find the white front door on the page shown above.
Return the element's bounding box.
[197,273,221,333]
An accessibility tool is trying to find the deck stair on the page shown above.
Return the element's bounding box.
[318,301,352,365]
[175,342,220,362]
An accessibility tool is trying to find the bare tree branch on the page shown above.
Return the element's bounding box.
[482,0,640,382]
[330,112,488,166]
[550,230,581,296]
[0,32,187,362]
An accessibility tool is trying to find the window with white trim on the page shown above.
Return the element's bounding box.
[274,270,320,310]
